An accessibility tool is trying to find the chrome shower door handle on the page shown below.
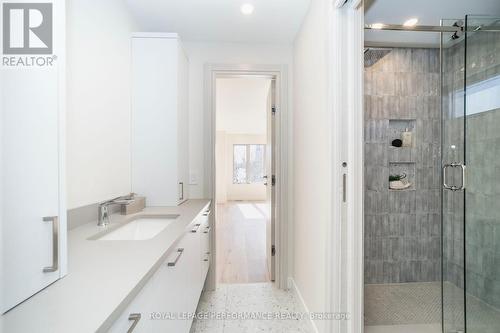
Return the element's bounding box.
[443,163,466,191]
[443,164,453,190]
[43,216,59,273]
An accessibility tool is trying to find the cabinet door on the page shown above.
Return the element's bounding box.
[2,63,63,313]
[151,245,189,333]
[131,37,178,206]
[107,279,154,333]
[177,45,189,204]
[184,227,202,317]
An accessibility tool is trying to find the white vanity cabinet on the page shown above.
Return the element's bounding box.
[107,204,212,333]
[131,33,189,207]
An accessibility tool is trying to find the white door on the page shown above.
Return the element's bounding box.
[2,67,62,313]
[265,80,276,282]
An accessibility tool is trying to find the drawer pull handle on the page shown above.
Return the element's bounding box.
[127,313,141,333]
[168,248,184,267]
[191,223,201,233]
[203,226,211,234]
[203,210,211,216]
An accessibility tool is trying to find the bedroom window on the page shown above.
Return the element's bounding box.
[233,144,266,184]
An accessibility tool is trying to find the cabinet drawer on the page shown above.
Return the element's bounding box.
[107,280,154,333]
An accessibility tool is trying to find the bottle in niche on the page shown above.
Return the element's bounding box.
[401,128,412,147]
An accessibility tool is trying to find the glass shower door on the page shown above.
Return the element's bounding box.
[463,15,500,333]
[442,15,500,333]
[441,18,467,333]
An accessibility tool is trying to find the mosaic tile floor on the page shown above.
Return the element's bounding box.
[190,283,312,333]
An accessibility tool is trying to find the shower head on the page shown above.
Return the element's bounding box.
[364,48,391,68]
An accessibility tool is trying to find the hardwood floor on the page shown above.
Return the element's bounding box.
[216,201,270,284]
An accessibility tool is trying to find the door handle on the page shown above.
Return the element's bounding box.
[443,163,466,191]
[342,174,347,202]
[127,313,141,333]
[43,216,59,273]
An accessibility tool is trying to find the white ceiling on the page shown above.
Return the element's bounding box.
[125,0,310,43]
[216,77,271,135]
[365,0,500,47]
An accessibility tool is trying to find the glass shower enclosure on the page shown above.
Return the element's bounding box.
[442,15,500,333]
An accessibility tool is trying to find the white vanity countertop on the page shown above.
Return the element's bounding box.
[2,199,211,333]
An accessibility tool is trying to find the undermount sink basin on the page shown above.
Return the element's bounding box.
[96,215,179,241]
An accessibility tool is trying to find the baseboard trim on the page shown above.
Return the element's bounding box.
[288,277,320,333]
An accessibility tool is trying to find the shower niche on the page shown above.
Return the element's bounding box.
[388,120,416,190]
[388,119,415,148]
[389,162,415,191]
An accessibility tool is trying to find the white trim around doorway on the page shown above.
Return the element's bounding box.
[203,64,291,291]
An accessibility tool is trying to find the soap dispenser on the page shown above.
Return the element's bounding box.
[401,128,412,147]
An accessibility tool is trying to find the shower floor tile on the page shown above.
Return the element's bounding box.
[365,324,441,333]
[364,282,441,326]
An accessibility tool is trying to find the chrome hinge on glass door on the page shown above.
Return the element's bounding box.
[443,163,466,191]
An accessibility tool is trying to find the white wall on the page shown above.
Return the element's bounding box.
[292,0,330,332]
[182,42,293,198]
[216,77,271,135]
[216,132,267,203]
[66,0,138,209]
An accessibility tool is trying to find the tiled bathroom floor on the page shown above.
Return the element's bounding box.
[190,283,312,333]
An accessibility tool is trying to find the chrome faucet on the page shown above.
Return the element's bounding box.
[97,193,136,227]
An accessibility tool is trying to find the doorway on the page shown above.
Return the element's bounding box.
[214,76,276,284]
[203,64,290,292]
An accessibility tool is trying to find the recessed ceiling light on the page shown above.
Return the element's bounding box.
[403,18,419,27]
[241,3,254,15]
[371,23,385,30]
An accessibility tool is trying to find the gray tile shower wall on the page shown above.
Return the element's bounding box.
[364,48,442,284]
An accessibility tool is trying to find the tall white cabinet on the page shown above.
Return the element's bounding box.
[131,33,189,207]
[1,0,67,313]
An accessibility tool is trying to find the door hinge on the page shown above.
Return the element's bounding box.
[272,106,277,115]
[271,245,276,256]
[271,175,276,186]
